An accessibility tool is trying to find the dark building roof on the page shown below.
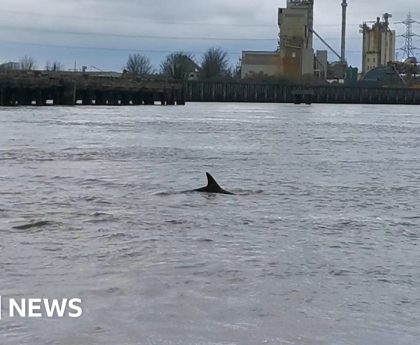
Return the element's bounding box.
[362,66,405,86]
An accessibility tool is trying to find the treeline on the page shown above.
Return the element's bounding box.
[7,48,241,81]
[1,56,65,72]
[124,48,239,81]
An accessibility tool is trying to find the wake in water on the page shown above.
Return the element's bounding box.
[153,189,264,196]
[154,172,264,196]
[12,221,51,230]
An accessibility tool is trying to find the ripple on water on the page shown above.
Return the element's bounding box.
[0,104,419,345]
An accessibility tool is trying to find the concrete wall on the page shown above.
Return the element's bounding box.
[315,50,328,79]
[278,6,313,50]
[241,52,283,79]
[278,1,314,78]
[240,50,306,80]
[302,48,314,75]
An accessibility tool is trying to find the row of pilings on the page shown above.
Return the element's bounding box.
[0,82,77,106]
[185,81,420,105]
[0,72,185,106]
[0,89,185,106]
[3,73,420,106]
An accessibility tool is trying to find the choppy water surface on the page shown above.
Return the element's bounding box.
[0,103,419,345]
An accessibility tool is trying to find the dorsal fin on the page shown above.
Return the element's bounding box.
[206,172,222,190]
[191,172,234,194]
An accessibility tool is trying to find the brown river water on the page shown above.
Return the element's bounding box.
[0,103,419,344]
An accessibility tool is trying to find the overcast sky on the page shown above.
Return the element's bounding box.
[0,0,419,72]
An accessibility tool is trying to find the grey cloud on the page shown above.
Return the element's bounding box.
[0,0,419,69]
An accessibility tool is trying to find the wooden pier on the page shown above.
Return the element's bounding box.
[2,74,420,106]
[0,71,185,106]
[186,81,420,105]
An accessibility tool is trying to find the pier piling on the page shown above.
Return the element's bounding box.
[185,81,420,105]
[0,72,185,107]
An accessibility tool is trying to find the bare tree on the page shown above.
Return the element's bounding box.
[200,47,230,80]
[125,54,153,76]
[20,56,37,71]
[45,61,64,72]
[160,52,197,80]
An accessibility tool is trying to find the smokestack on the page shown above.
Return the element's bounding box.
[341,0,348,63]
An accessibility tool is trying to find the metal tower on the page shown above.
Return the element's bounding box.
[341,0,348,63]
[397,12,420,60]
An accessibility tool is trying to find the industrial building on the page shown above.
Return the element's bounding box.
[314,50,328,79]
[241,1,400,83]
[240,51,283,79]
[0,62,21,72]
[241,0,315,80]
[240,0,350,81]
[360,14,396,75]
[278,0,315,77]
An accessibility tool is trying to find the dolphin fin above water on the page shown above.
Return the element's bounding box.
[194,172,234,195]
